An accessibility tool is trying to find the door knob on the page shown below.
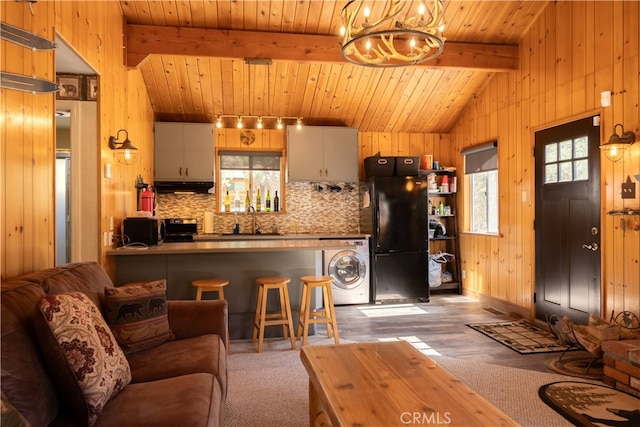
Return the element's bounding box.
[582,243,599,251]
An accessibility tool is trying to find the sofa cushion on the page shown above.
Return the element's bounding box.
[104,280,174,354]
[127,334,227,396]
[16,262,114,311]
[35,292,131,426]
[93,373,222,427]
[1,280,60,427]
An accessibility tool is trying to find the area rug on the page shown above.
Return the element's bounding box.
[467,319,570,354]
[224,338,588,426]
[545,353,604,380]
[539,381,640,426]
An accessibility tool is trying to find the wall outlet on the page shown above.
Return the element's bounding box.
[109,216,114,231]
[103,232,109,246]
[108,232,114,246]
[462,270,466,279]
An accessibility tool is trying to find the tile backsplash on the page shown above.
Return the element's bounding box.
[156,182,362,235]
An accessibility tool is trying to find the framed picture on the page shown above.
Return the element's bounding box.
[85,76,98,101]
[56,74,83,100]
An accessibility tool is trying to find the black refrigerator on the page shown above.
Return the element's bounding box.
[361,176,430,303]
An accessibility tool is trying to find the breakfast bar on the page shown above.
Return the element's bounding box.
[107,239,353,340]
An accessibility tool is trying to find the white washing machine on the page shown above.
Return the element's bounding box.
[323,239,370,305]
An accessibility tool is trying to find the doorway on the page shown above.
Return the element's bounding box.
[534,115,601,324]
[55,35,100,263]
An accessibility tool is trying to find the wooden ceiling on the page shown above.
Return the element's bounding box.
[119,1,548,133]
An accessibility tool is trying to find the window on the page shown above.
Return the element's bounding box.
[543,136,589,184]
[218,151,283,213]
[462,141,498,234]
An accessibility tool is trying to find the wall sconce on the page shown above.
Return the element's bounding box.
[600,123,636,162]
[108,129,139,165]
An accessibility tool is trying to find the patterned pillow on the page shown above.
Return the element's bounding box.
[104,280,174,354]
[36,292,131,426]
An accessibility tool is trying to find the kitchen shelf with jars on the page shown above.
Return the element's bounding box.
[425,168,462,293]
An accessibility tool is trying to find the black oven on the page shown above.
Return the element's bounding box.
[164,218,197,242]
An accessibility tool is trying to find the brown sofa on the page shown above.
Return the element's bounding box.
[1,262,228,427]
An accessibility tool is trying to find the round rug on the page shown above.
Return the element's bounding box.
[539,381,640,426]
[545,354,603,380]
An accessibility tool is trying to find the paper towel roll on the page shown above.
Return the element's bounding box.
[204,212,214,234]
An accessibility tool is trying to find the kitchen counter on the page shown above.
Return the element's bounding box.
[107,239,356,255]
[107,238,360,340]
[192,233,369,242]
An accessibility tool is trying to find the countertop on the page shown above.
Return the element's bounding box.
[193,233,370,241]
[107,239,356,256]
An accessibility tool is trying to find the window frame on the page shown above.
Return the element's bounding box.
[216,148,286,214]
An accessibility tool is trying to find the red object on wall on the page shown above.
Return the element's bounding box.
[141,188,155,213]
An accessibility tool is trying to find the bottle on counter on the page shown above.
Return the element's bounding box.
[256,188,262,212]
[439,201,444,215]
[265,188,271,212]
[273,191,280,212]
[234,191,241,212]
[245,190,251,210]
[224,190,231,213]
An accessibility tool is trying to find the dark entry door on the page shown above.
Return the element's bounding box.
[534,116,601,324]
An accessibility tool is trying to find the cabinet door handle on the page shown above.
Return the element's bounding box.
[325,169,328,177]
[319,169,323,178]
[179,166,182,176]
[185,167,189,177]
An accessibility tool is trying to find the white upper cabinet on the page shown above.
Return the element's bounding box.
[154,122,215,182]
[287,126,358,182]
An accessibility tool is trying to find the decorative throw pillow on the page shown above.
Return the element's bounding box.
[36,292,131,426]
[104,280,174,354]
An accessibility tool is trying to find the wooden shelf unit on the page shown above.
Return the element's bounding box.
[427,169,461,293]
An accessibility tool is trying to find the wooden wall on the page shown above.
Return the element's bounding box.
[1,0,154,279]
[450,1,640,317]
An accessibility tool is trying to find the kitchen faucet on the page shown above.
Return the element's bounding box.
[246,205,259,234]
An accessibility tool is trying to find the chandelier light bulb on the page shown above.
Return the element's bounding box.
[236,117,243,129]
[340,26,346,36]
[418,4,425,15]
[296,118,302,130]
[216,117,223,128]
[363,6,370,19]
[410,38,416,48]
[366,38,372,50]
[277,118,283,130]
[257,117,263,129]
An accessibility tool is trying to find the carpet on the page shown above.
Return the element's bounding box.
[545,353,604,380]
[539,381,640,426]
[224,337,592,427]
[467,319,571,354]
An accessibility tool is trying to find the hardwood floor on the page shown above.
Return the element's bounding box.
[328,293,588,373]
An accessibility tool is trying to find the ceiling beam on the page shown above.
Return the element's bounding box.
[125,24,519,72]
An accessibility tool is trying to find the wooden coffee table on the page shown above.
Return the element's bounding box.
[300,341,518,427]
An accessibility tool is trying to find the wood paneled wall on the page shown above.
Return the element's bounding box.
[2,1,154,279]
[450,1,640,317]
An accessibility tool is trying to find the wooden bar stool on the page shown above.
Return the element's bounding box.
[191,278,231,354]
[252,277,297,353]
[297,275,339,346]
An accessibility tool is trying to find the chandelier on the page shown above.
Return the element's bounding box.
[340,0,446,67]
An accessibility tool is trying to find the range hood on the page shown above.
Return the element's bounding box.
[154,181,214,194]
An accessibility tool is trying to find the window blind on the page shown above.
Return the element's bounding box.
[461,141,498,174]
